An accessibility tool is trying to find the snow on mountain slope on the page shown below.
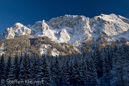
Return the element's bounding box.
[3,23,32,39]
[0,43,6,56]
[1,14,129,47]
[40,44,51,55]
[0,35,80,57]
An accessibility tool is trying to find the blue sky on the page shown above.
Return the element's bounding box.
[0,0,129,34]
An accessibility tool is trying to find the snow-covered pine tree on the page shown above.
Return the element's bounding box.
[101,48,111,85]
[37,56,52,86]
[19,53,23,65]
[19,54,30,81]
[84,55,91,85]
[110,48,129,86]
[110,59,124,85]
[52,57,61,85]
[62,57,71,85]
[8,55,19,86]
[71,56,79,85]
[93,48,103,78]
[104,47,114,83]
[3,56,11,80]
[78,54,86,85]
[85,54,98,85]
[27,55,40,86]
[89,57,99,85]
[29,56,36,81]
[0,55,5,84]
[31,55,40,81]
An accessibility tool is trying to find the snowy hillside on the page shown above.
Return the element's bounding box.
[0,13,129,56]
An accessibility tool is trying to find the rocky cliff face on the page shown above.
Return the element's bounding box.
[0,14,129,56]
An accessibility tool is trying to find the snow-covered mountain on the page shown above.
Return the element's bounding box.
[0,13,129,56]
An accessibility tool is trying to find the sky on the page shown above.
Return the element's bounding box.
[0,0,129,34]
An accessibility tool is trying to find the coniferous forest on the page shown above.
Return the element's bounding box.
[0,44,129,86]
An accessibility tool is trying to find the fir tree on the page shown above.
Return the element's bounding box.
[8,55,19,80]
[0,55,5,84]
[88,57,98,85]
[30,55,40,81]
[78,57,86,85]
[37,57,52,86]
[71,57,79,85]
[3,56,11,80]
[51,57,61,86]
[62,58,71,85]
[19,54,30,81]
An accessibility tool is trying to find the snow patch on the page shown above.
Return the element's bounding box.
[51,48,60,56]
[0,43,6,56]
[40,44,51,56]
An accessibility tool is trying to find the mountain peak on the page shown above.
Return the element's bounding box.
[13,22,24,27]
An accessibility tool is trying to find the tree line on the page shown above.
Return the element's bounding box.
[0,44,129,86]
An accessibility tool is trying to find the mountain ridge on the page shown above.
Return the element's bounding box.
[0,13,129,56]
